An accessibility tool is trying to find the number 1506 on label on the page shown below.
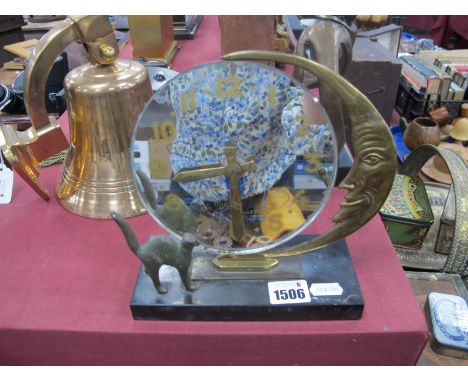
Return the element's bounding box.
[268,280,311,305]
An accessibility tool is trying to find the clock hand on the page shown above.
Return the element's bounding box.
[173,164,227,183]
[224,144,255,241]
[174,142,256,243]
[227,173,245,242]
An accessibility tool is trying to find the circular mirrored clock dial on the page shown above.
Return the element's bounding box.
[131,60,338,254]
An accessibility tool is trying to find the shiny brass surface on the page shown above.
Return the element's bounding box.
[128,16,181,66]
[24,16,118,150]
[213,254,279,272]
[173,142,256,241]
[23,15,152,218]
[223,51,397,257]
[57,59,152,218]
[0,120,49,200]
[162,41,181,66]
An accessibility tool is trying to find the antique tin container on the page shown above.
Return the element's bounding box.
[380,174,434,250]
[424,292,468,359]
[435,185,455,255]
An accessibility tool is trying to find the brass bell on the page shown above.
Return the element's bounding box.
[23,16,152,218]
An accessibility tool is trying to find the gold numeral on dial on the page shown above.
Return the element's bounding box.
[266,213,284,233]
[268,86,276,107]
[296,114,311,137]
[152,120,176,141]
[216,75,241,99]
[304,153,321,174]
[195,215,210,233]
[180,89,196,112]
[164,193,183,213]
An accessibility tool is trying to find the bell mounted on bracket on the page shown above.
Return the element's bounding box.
[20,15,153,218]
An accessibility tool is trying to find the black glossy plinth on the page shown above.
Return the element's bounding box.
[130,235,364,321]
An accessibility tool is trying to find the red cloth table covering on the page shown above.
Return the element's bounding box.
[0,16,428,365]
[404,15,468,46]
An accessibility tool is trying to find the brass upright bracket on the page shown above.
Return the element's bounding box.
[2,16,119,200]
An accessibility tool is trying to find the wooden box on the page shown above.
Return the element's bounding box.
[0,16,26,65]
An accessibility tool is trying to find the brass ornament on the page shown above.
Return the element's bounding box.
[128,15,181,66]
[212,254,279,272]
[24,16,119,141]
[222,50,397,257]
[0,120,49,200]
[23,15,152,218]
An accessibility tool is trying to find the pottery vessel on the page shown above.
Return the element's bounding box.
[402,117,440,150]
[429,107,449,127]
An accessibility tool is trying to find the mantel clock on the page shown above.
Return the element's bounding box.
[112,51,397,321]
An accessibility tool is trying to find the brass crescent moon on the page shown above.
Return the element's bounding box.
[222,51,397,257]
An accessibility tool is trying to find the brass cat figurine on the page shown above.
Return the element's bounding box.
[112,212,197,294]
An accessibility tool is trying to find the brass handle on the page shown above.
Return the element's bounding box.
[23,15,118,148]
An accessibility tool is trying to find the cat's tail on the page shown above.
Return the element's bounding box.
[111,212,140,254]
[136,169,158,211]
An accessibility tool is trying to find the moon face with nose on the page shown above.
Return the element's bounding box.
[222,50,397,256]
[334,122,396,227]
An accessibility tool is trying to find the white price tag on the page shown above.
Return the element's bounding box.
[268,280,311,305]
[310,283,343,296]
[0,163,13,204]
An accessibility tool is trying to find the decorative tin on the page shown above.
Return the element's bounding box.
[435,185,455,255]
[380,174,434,250]
[425,292,468,359]
[395,182,450,271]
[406,271,468,365]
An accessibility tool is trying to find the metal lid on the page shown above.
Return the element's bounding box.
[380,174,434,223]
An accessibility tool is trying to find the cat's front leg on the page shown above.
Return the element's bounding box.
[145,266,168,294]
[177,266,197,292]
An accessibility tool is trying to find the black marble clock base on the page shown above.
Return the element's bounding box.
[130,236,364,321]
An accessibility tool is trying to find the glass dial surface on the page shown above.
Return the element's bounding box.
[131,60,338,254]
